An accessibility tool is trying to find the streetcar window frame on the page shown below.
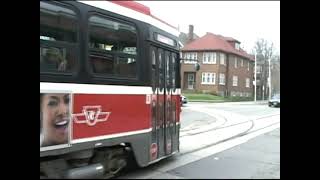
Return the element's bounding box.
[87,13,139,80]
[40,1,80,76]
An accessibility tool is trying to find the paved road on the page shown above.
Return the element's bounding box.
[115,102,280,179]
[167,128,280,179]
[180,108,217,129]
[183,102,280,118]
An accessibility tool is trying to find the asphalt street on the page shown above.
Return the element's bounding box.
[167,128,280,179]
[116,101,280,179]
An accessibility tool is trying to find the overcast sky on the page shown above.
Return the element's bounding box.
[139,1,280,55]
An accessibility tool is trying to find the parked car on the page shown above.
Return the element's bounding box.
[268,94,280,107]
[180,95,188,105]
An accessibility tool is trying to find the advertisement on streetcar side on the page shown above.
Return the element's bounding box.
[40,93,71,148]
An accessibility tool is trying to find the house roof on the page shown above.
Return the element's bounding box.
[217,35,240,43]
[181,32,254,61]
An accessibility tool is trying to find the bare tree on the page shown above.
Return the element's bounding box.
[253,38,276,100]
[271,54,280,95]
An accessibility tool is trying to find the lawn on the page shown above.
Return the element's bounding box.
[183,93,225,101]
[183,92,253,102]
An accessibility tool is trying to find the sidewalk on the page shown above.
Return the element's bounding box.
[166,128,280,179]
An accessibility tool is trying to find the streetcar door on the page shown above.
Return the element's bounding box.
[164,50,173,155]
[150,45,177,160]
[156,48,166,158]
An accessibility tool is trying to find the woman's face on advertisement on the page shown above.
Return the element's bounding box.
[41,94,70,146]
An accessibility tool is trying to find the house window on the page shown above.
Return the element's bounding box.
[241,59,244,67]
[203,52,216,64]
[201,72,216,85]
[184,52,197,64]
[256,65,262,73]
[247,61,250,71]
[232,76,238,86]
[203,53,208,64]
[212,53,217,64]
[202,73,205,83]
[234,57,238,68]
[192,53,197,61]
[235,43,240,50]
[220,53,225,65]
[219,73,225,85]
[246,78,250,88]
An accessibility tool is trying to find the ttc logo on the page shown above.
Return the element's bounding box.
[73,106,111,126]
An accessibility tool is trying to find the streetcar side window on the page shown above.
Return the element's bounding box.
[88,15,137,78]
[40,2,78,73]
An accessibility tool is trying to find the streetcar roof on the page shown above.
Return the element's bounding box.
[78,1,180,37]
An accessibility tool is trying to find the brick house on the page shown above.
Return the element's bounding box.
[180,32,255,97]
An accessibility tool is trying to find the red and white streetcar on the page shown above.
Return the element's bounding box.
[40,1,181,178]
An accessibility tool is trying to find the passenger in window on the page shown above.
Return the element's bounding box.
[91,55,114,74]
[40,48,67,72]
[111,45,119,52]
[40,93,70,147]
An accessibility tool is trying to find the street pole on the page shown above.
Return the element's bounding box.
[254,52,257,102]
[269,58,271,100]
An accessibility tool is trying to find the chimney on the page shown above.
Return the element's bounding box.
[188,25,194,42]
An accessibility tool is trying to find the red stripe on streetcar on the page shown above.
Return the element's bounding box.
[110,1,151,15]
[72,94,151,139]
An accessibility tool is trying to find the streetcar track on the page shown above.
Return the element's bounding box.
[180,113,279,137]
[116,110,279,178]
[179,120,280,156]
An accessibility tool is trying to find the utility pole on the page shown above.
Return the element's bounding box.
[269,58,272,100]
[262,85,264,101]
[254,52,257,102]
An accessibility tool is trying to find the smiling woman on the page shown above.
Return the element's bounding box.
[40,93,70,147]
